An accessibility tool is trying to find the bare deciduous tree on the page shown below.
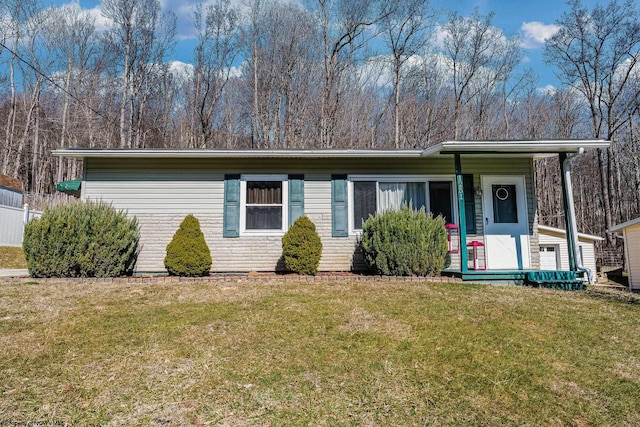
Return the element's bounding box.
[442,9,520,139]
[545,0,640,246]
[191,0,240,148]
[380,0,433,148]
[101,0,176,148]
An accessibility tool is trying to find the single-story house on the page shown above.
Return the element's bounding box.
[609,217,640,291]
[54,140,609,282]
[538,225,603,273]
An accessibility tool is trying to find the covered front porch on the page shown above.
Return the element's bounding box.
[426,140,609,286]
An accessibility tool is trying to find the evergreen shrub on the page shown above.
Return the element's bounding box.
[23,201,139,278]
[360,206,448,276]
[164,214,212,276]
[281,216,323,275]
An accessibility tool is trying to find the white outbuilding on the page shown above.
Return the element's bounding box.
[538,225,603,274]
[609,218,640,291]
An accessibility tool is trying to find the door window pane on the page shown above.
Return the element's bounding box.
[492,184,518,223]
[354,181,376,229]
[429,181,453,223]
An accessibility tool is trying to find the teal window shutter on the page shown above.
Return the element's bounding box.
[288,174,304,227]
[223,174,240,237]
[463,174,477,234]
[331,175,348,237]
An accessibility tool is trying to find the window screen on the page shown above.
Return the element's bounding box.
[353,181,376,229]
[246,181,283,230]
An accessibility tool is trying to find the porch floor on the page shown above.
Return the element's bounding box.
[442,269,530,283]
[442,269,585,287]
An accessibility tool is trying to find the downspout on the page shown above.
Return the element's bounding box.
[560,148,594,284]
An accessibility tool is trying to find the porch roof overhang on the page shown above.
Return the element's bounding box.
[422,139,610,158]
[52,139,609,160]
[609,217,640,233]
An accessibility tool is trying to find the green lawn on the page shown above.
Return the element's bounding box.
[1,279,639,425]
[0,246,27,269]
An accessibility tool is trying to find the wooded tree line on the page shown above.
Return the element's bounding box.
[1,0,639,265]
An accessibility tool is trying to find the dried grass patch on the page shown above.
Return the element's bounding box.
[339,307,412,340]
[0,246,27,269]
[1,279,639,425]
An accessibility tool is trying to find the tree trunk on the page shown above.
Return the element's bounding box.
[57,58,73,183]
[597,148,615,246]
[3,50,18,175]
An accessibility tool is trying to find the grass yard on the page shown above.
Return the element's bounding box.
[1,279,639,426]
[0,246,27,269]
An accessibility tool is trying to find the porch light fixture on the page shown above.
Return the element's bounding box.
[474,186,483,197]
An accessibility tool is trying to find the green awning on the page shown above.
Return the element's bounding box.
[56,179,81,197]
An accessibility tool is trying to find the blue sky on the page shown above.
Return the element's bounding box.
[51,0,605,89]
[430,0,606,89]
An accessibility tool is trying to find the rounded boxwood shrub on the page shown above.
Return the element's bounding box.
[164,214,212,277]
[23,201,139,278]
[360,206,448,276]
[282,216,323,275]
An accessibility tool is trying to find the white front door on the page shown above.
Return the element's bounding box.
[481,176,531,270]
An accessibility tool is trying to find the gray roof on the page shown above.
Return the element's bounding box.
[609,217,640,232]
[53,139,609,160]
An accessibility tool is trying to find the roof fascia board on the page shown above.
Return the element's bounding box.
[430,140,609,154]
[609,217,640,232]
[52,149,425,159]
[538,224,604,241]
[53,139,610,160]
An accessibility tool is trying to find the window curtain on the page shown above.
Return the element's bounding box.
[379,182,426,212]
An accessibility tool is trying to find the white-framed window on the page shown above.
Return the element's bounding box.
[240,174,288,235]
[348,175,457,233]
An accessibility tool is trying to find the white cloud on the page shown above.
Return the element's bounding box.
[160,0,197,40]
[168,60,194,80]
[168,59,244,82]
[90,7,111,33]
[162,0,299,41]
[430,25,448,48]
[54,1,110,33]
[520,21,560,49]
[537,84,557,96]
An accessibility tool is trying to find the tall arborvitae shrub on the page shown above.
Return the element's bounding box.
[361,206,448,276]
[281,216,323,275]
[23,201,139,278]
[164,214,212,277]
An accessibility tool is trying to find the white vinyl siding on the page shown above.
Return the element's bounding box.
[623,225,640,290]
[538,231,598,273]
